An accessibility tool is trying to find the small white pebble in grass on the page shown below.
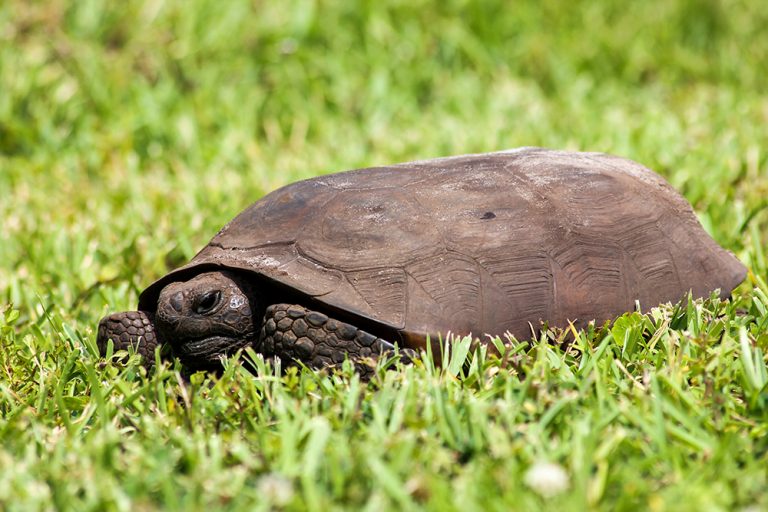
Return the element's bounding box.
[257,473,294,506]
[524,461,570,498]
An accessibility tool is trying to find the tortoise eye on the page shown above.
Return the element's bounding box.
[194,291,221,315]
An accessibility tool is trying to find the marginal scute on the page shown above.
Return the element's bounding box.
[407,253,481,332]
[346,268,407,325]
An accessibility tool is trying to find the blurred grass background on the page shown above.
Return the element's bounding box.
[1,0,768,510]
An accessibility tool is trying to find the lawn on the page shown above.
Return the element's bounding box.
[1,0,767,510]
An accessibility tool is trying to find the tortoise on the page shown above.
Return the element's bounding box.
[97,148,746,372]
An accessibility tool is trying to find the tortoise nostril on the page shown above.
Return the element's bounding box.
[170,292,184,312]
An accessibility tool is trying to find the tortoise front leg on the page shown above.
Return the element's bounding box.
[96,310,163,369]
[256,304,412,373]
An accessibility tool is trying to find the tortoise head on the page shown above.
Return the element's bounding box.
[97,270,261,370]
[154,270,261,369]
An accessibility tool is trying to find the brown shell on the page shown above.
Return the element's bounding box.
[138,148,746,345]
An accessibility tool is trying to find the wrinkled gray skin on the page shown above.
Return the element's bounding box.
[97,271,401,372]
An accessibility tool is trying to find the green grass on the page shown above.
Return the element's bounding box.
[2,0,768,510]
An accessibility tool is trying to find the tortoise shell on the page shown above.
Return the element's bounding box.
[138,148,745,346]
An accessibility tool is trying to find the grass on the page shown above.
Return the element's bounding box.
[1,0,768,510]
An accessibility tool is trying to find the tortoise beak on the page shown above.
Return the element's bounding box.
[171,334,256,371]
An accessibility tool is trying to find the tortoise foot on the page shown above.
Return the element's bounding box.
[256,303,413,374]
[97,310,159,368]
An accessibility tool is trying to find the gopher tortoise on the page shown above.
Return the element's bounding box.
[97,148,746,372]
